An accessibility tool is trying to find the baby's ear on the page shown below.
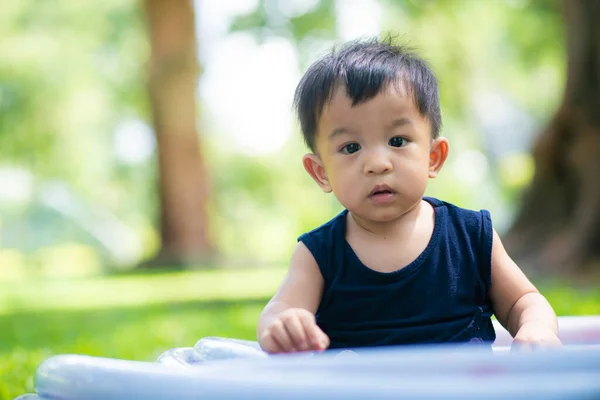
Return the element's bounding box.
[303,154,332,193]
[429,137,449,178]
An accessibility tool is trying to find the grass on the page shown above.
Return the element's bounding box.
[0,268,285,400]
[0,268,286,314]
[0,268,599,400]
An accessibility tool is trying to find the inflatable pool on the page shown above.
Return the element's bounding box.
[15,316,600,399]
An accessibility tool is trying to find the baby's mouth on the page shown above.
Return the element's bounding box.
[369,185,395,197]
[368,185,396,205]
[371,189,393,196]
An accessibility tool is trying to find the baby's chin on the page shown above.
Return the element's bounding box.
[349,199,427,223]
[348,208,408,224]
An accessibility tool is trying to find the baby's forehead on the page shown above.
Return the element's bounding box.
[314,85,433,139]
[323,78,416,108]
[320,81,419,117]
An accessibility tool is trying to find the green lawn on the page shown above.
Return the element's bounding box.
[0,268,285,400]
[1,268,599,400]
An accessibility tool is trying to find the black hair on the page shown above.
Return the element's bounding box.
[293,36,442,152]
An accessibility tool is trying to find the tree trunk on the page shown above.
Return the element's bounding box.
[504,0,600,277]
[142,0,212,267]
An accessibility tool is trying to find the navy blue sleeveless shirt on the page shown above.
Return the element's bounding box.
[298,197,496,349]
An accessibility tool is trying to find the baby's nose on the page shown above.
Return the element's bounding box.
[365,151,393,174]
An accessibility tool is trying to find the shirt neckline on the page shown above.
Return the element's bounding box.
[341,197,445,280]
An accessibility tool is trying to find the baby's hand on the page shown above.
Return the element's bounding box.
[511,321,562,351]
[259,308,330,354]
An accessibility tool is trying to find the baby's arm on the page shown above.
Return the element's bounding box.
[257,242,330,353]
[488,230,562,350]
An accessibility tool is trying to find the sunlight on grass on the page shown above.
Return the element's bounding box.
[0,268,286,315]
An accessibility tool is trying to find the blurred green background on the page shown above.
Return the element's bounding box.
[1,0,599,398]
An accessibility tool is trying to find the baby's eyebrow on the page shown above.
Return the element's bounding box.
[327,118,412,140]
[387,117,412,130]
[328,127,353,140]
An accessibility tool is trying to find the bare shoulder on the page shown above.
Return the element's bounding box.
[289,241,321,273]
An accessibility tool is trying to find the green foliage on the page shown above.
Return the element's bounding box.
[0,0,568,266]
[0,0,148,178]
[230,0,336,43]
[0,0,157,267]
[205,135,343,264]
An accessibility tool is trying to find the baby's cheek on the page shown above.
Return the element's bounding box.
[332,184,360,210]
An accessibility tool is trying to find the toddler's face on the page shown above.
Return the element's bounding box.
[311,84,443,222]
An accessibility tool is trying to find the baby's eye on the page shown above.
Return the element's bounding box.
[341,143,361,154]
[389,136,407,147]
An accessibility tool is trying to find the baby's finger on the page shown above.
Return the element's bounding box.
[270,319,296,352]
[545,336,563,348]
[511,339,539,352]
[282,315,309,351]
[314,328,330,350]
[299,315,329,350]
[260,331,282,354]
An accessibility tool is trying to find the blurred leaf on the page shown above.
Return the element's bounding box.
[230,0,336,44]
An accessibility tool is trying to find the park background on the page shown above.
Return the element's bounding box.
[1,0,599,398]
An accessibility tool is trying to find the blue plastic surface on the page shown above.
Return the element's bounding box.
[15,316,600,399]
